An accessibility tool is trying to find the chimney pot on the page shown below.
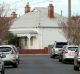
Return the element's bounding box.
[11,11,17,18]
[48,3,54,18]
[25,2,31,14]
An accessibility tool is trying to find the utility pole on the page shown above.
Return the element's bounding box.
[68,0,71,18]
[68,0,71,44]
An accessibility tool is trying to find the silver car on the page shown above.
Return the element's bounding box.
[0,45,19,68]
[50,41,68,58]
[59,45,78,63]
[0,53,5,74]
[74,47,80,71]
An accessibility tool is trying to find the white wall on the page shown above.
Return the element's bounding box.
[40,28,67,48]
[37,28,43,49]
[10,27,67,49]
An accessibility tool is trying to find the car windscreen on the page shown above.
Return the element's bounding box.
[56,42,67,48]
[0,47,11,52]
[68,47,78,51]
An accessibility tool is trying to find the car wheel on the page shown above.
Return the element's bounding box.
[17,58,20,64]
[13,61,18,68]
[74,66,79,71]
[50,55,53,58]
[62,59,66,64]
[18,60,20,64]
[52,55,55,58]
[59,58,62,62]
[13,63,18,68]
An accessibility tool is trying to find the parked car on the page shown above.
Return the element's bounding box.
[74,47,80,71]
[59,45,78,63]
[0,45,19,68]
[0,53,5,74]
[50,41,68,58]
[48,45,54,58]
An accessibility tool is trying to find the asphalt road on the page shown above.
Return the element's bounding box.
[5,55,80,74]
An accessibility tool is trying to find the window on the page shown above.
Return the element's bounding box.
[56,42,68,48]
[0,47,11,52]
[68,47,78,51]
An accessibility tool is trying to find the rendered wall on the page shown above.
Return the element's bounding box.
[40,28,67,48]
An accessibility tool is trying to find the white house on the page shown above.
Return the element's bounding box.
[9,3,67,49]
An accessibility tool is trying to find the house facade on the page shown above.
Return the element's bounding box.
[9,3,67,49]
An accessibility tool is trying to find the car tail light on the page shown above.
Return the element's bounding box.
[77,58,80,61]
[64,50,68,54]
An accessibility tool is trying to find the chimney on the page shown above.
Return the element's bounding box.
[11,11,17,18]
[48,3,54,18]
[25,2,30,14]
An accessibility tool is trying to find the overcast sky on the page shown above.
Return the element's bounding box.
[0,0,80,17]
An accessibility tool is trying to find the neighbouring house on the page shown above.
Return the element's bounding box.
[9,2,67,51]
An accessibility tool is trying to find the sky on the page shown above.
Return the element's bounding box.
[0,0,80,17]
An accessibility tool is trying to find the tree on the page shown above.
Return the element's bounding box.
[0,3,12,44]
[59,16,80,45]
[4,32,19,46]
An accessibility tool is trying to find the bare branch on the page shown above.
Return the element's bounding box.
[59,16,80,45]
[0,3,12,44]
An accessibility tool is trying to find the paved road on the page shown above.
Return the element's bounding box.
[5,55,80,74]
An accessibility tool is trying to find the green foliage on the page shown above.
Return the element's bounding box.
[4,32,19,46]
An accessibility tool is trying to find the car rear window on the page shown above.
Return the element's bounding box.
[56,42,68,48]
[0,47,11,52]
[68,47,78,51]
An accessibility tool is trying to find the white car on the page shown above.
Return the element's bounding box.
[0,45,19,68]
[74,47,80,71]
[60,45,78,63]
[50,41,68,58]
[0,53,5,74]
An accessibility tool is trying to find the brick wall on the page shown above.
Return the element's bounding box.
[18,47,48,54]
